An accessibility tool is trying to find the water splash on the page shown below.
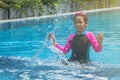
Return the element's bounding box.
[48,45,68,65]
[30,31,68,66]
[30,32,49,65]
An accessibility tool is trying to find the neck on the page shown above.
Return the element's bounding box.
[77,27,88,35]
[77,31,82,35]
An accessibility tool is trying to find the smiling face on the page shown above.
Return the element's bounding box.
[74,12,88,34]
[74,16,87,33]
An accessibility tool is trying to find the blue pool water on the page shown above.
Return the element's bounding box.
[0,8,120,80]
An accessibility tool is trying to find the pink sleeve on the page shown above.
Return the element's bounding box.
[55,34,75,54]
[86,32,103,52]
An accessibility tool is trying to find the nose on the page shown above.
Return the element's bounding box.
[77,23,80,26]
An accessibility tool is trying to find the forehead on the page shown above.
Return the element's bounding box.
[75,16,84,21]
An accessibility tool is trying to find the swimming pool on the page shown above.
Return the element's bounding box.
[0,7,120,80]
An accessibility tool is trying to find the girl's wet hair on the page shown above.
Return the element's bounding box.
[74,12,88,24]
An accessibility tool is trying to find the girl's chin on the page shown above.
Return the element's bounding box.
[77,31,82,34]
[81,30,84,31]
[78,30,84,32]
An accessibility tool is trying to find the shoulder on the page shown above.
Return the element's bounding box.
[67,34,75,40]
[69,34,75,37]
[86,31,95,37]
[85,31,96,40]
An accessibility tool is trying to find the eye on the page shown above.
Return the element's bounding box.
[75,21,82,24]
[80,21,83,23]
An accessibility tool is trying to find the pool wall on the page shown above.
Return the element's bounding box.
[0,7,120,31]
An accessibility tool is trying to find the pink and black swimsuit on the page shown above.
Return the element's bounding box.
[55,31,103,63]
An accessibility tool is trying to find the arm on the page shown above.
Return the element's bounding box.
[86,32,104,52]
[96,32,104,48]
[55,34,75,54]
[48,32,57,45]
[48,33,74,54]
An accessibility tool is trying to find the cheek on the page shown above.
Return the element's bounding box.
[74,24,77,28]
[82,23,87,27]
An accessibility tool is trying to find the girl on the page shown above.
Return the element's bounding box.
[48,12,104,63]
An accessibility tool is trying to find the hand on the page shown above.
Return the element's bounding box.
[96,32,104,47]
[48,32,56,45]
